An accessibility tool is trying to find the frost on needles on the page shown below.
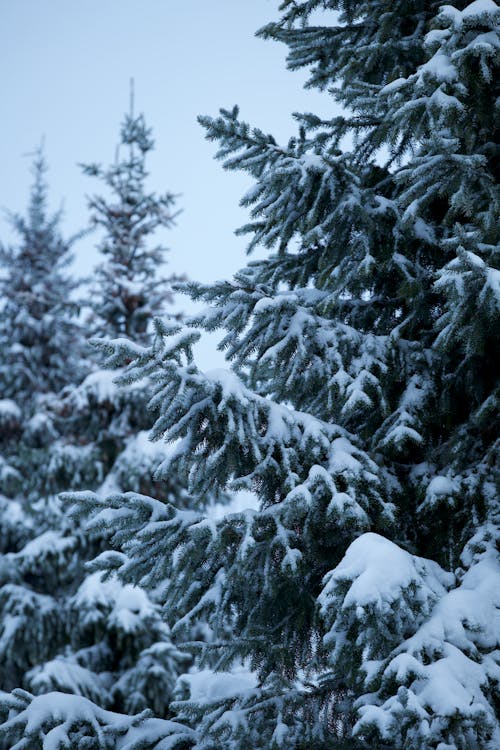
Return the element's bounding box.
[1,1,499,749]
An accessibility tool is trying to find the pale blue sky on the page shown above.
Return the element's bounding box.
[1,0,334,365]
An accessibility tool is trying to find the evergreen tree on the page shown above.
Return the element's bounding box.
[0,150,87,502]
[52,97,187,501]
[82,91,180,343]
[0,151,85,404]
[0,151,89,709]
[1,2,498,749]
[0,108,192,732]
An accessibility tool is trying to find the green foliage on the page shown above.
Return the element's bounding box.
[1,1,498,748]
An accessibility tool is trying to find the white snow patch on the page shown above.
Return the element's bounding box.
[207,490,259,521]
[0,399,21,419]
[320,533,453,612]
[178,666,257,703]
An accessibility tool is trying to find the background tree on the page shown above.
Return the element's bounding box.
[0,150,88,709]
[0,150,85,402]
[51,94,187,502]
[83,87,181,342]
[0,150,87,503]
[0,106,193,727]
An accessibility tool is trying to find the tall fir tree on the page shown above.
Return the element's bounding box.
[1,2,498,749]
[0,150,85,404]
[49,94,188,503]
[0,150,90,718]
[83,88,180,343]
[0,150,87,503]
[0,107,193,733]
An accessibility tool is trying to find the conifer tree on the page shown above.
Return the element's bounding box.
[0,107,192,730]
[83,88,179,343]
[0,151,89,708]
[0,151,85,404]
[1,2,498,749]
[0,151,87,502]
[33,100,193,714]
[53,93,187,502]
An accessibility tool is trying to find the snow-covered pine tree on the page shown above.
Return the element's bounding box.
[0,147,88,568]
[0,150,90,703]
[0,150,87,503]
[29,101,194,715]
[52,94,187,502]
[0,109,192,732]
[1,2,498,749]
[83,92,179,342]
[0,150,85,403]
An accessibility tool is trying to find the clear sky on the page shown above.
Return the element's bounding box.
[0,0,334,366]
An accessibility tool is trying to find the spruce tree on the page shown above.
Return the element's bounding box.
[53,96,187,502]
[0,148,87,560]
[0,151,89,704]
[82,91,180,343]
[0,108,192,731]
[0,150,87,502]
[0,151,85,403]
[1,2,498,749]
[35,101,193,715]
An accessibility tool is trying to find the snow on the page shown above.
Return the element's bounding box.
[426,475,455,495]
[464,29,500,52]
[97,471,121,497]
[437,0,500,38]
[300,152,324,171]
[320,533,453,613]
[204,368,250,405]
[27,412,52,432]
[419,475,458,511]
[118,717,196,749]
[17,530,74,561]
[413,218,435,243]
[74,572,157,633]
[418,52,457,83]
[486,265,500,303]
[0,399,20,419]
[378,549,500,720]
[461,0,499,21]
[104,429,179,495]
[0,689,195,748]
[69,368,119,408]
[106,337,147,356]
[380,77,407,95]
[425,28,450,48]
[350,530,500,744]
[0,691,140,749]
[207,489,259,521]
[241,183,262,203]
[118,430,176,464]
[27,658,105,703]
[418,646,490,715]
[21,691,117,731]
[329,437,363,474]
[0,496,26,525]
[271,714,289,745]
[416,551,500,657]
[177,666,257,703]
